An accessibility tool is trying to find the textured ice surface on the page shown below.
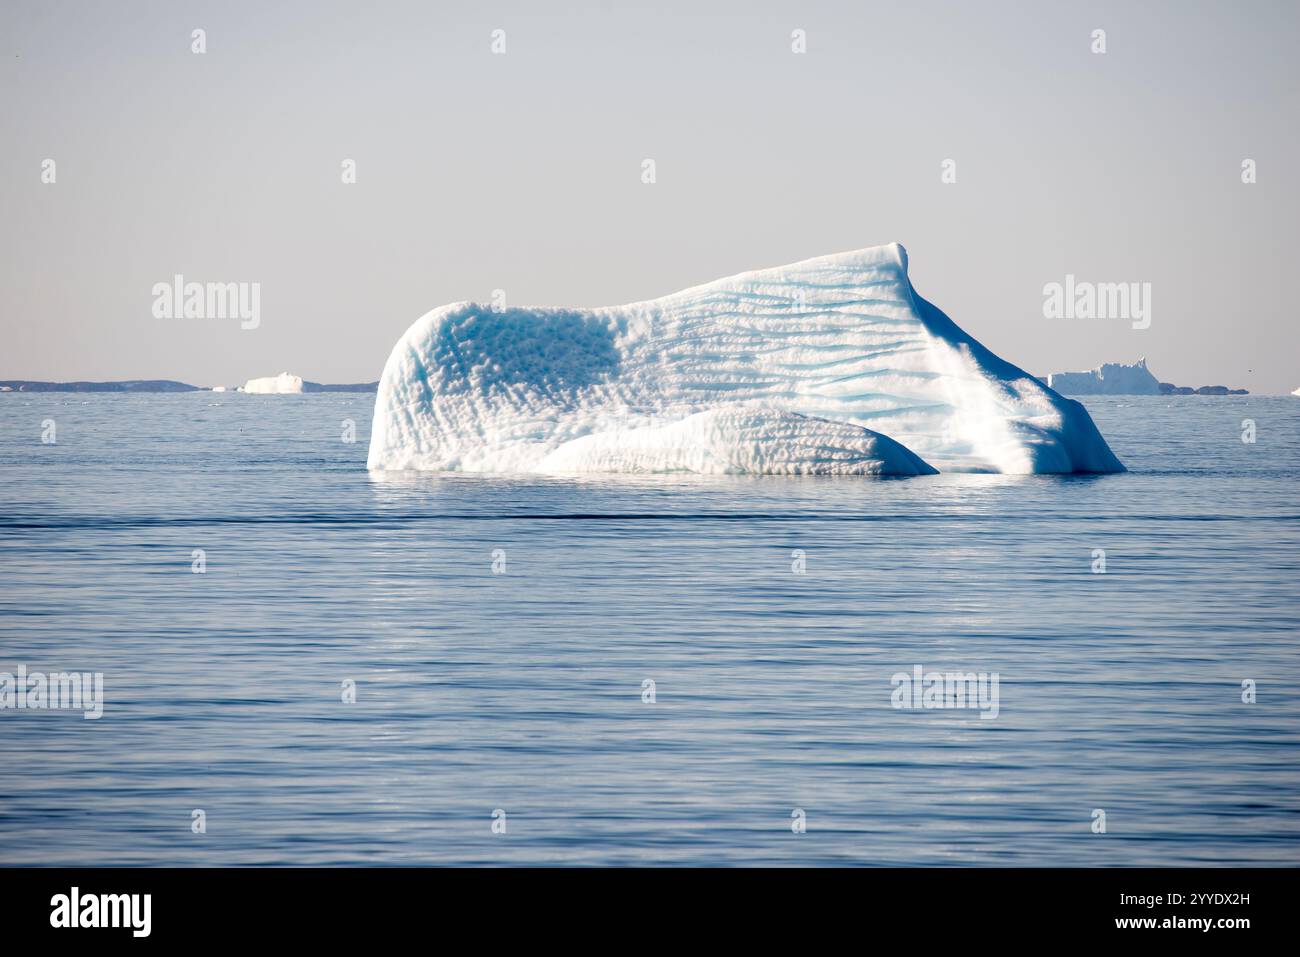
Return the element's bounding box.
[368,244,1124,475]
[534,407,936,476]
[1048,358,1162,396]
[241,373,304,394]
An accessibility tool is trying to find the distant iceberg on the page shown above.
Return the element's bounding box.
[367,244,1124,475]
[240,373,304,394]
[1045,359,1248,397]
[1048,359,1162,396]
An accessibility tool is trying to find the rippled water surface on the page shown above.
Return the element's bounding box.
[1,394,1297,865]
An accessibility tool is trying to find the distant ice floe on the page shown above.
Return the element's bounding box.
[367,244,1125,475]
[1047,358,1162,396]
[240,373,304,394]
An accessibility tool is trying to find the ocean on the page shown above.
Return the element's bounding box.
[1,393,1296,865]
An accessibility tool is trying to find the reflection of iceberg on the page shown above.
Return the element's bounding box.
[368,244,1124,475]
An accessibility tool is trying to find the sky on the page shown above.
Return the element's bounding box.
[2,0,1297,392]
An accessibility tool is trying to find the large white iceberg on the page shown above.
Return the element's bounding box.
[240,372,304,394]
[367,244,1124,475]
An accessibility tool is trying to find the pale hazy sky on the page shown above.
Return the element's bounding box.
[2,0,1297,392]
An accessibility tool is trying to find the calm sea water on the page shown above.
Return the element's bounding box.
[0,393,1297,866]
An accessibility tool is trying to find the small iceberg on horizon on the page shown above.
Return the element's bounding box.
[367,244,1125,475]
[240,372,304,394]
[1047,358,1249,396]
[1047,358,1163,396]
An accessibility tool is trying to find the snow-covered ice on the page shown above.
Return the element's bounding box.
[534,406,937,476]
[1048,358,1162,396]
[240,373,304,394]
[367,244,1124,475]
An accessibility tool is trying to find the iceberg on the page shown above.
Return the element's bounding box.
[240,373,304,394]
[367,244,1124,475]
[1047,358,1162,396]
